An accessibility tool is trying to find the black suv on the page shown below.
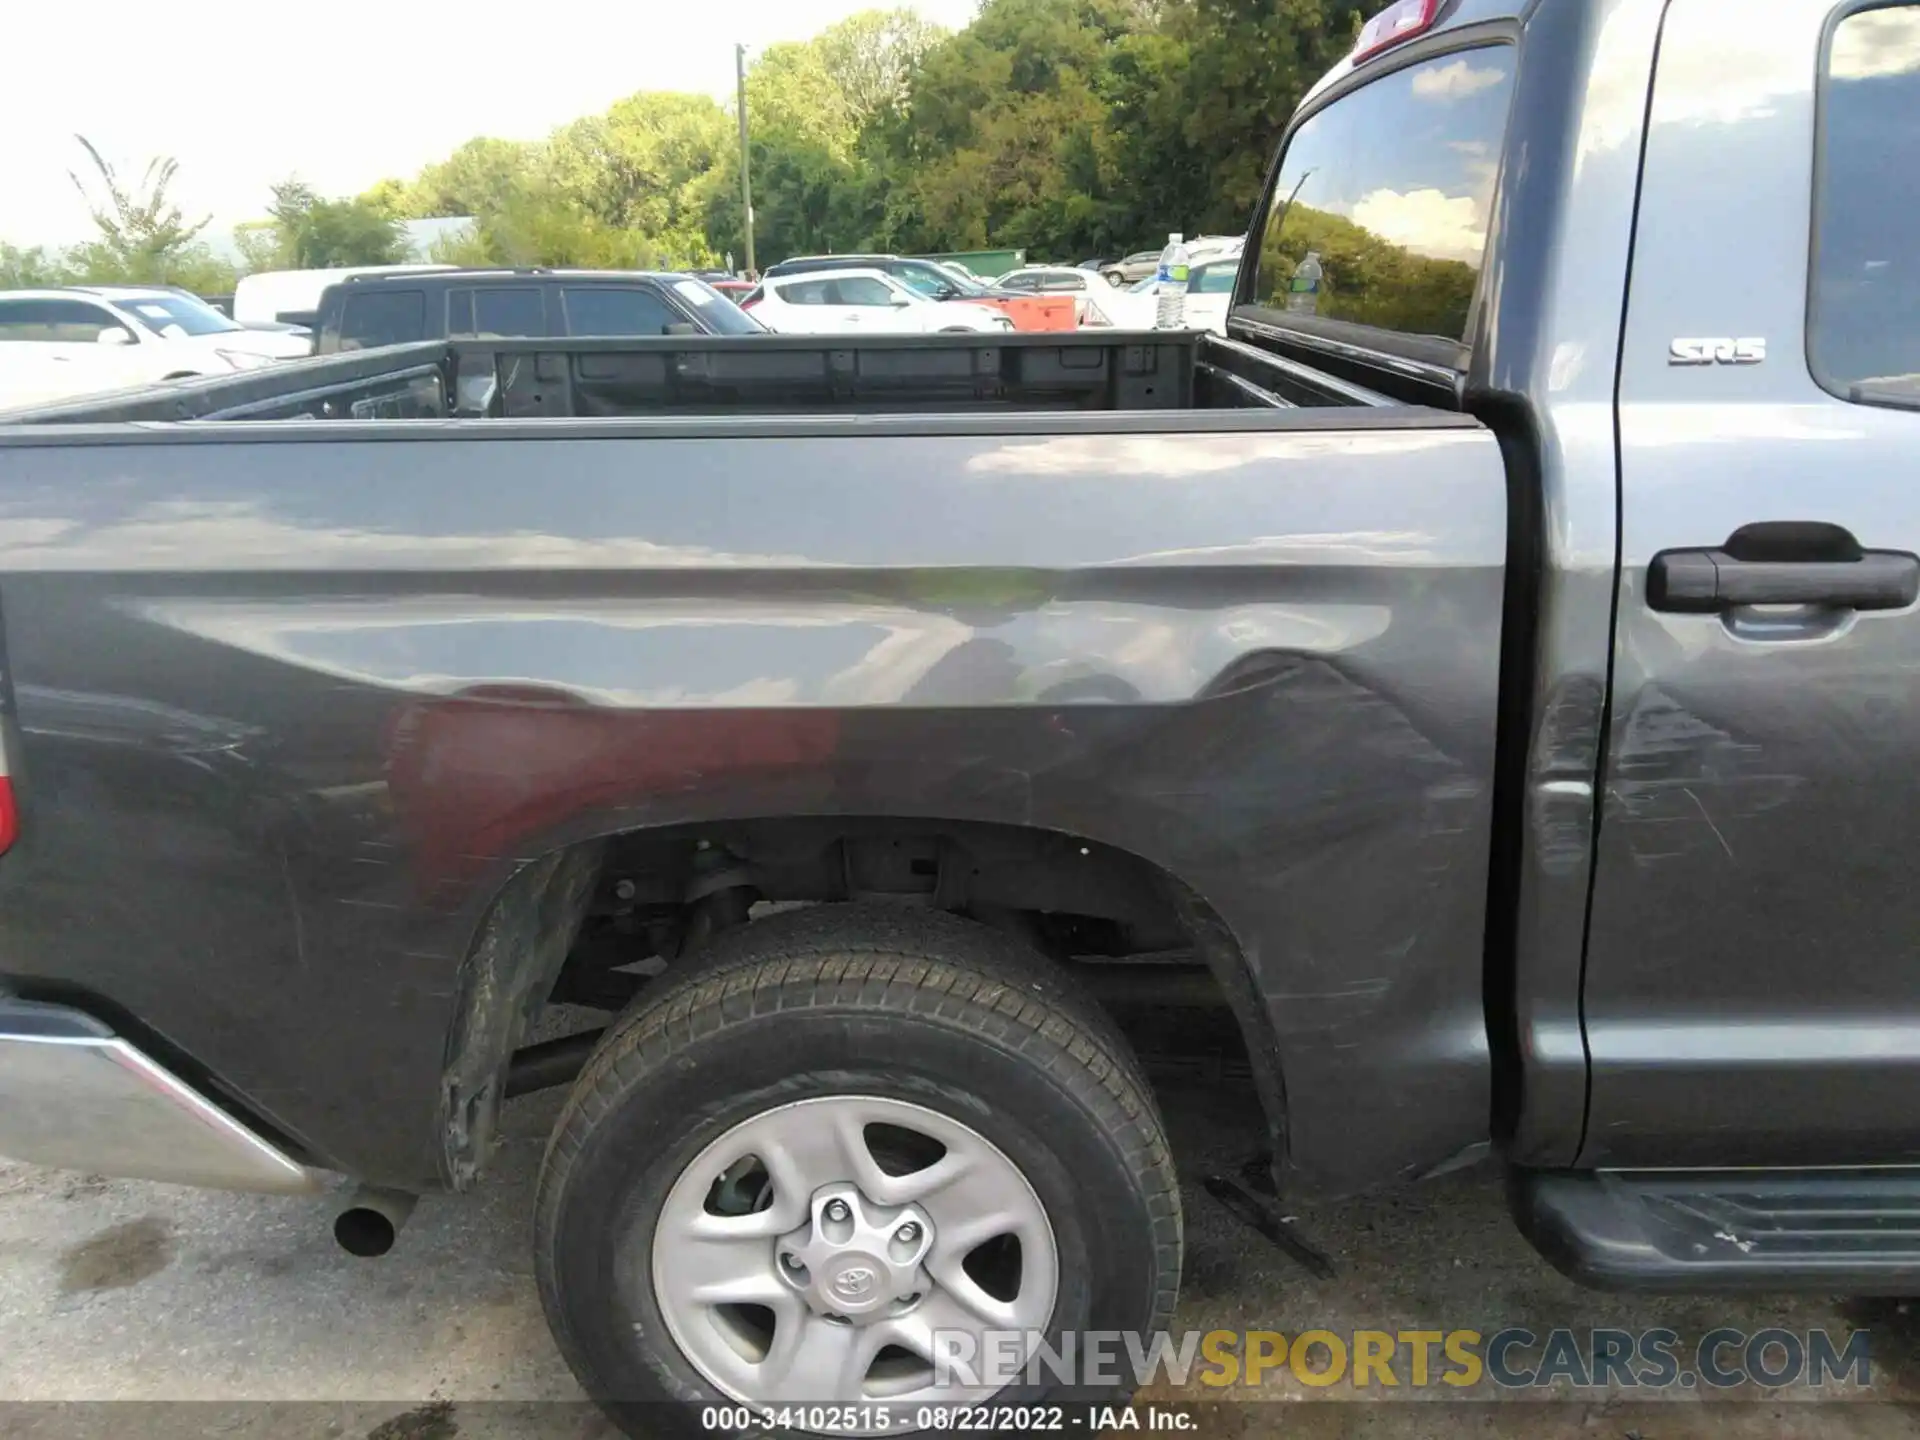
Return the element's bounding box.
[313,269,764,353]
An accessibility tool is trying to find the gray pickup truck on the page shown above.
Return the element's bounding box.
[0,0,1913,1430]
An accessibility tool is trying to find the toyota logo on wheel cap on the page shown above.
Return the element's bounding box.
[831,1265,878,1300]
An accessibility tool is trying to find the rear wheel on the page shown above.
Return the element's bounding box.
[535,906,1181,1438]
[1103,270,1126,288]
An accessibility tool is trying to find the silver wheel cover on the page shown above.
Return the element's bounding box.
[651,1095,1060,1412]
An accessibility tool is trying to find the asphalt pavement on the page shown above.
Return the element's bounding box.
[0,1076,1916,1440]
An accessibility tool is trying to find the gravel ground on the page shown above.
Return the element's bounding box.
[0,1075,1915,1440]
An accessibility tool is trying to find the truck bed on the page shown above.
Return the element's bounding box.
[0,331,1391,426]
[0,321,1501,1199]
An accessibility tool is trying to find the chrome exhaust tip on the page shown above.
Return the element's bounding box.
[334,1185,418,1257]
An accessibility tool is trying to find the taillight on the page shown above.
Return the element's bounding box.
[1353,0,1441,63]
[0,775,15,855]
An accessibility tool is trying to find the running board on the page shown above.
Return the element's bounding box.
[1513,1168,1920,1293]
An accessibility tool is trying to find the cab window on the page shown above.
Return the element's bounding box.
[1809,3,1920,409]
[1245,46,1517,354]
[1189,262,1238,295]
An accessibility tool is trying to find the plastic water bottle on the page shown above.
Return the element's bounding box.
[1154,233,1191,329]
[1286,250,1324,315]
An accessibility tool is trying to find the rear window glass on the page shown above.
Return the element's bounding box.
[776,279,834,305]
[834,276,897,306]
[0,300,131,343]
[1247,45,1516,346]
[563,287,678,336]
[338,290,425,350]
[1191,264,1238,295]
[464,287,544,339]
[669,278,764,334]
[1810,3,1920,409]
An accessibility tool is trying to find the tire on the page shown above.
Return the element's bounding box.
[1103,271,1126,288]
[536,905,1181,1439]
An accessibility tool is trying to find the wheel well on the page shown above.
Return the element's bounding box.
[439,818,1284,1189]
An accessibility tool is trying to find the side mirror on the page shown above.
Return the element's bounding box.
[664,322,698,336]
[95,328,133,346]
[932,285,957,300]
[889,294,913,307]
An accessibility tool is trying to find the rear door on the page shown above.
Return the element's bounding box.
[0,300,149,403]
[829,275,911,330]
[1581,0,1920,1165]
[763,278,850,334]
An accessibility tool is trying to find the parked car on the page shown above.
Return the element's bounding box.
[1,0,1913,1431]
[740,267,1015,334]
[1079,273,1164,329]
[1085,244,1244,331]
[1100,237,1244,288]
[1099,250,1163,287]
[996,265,1100,295]
[763,254,1075,331]
[998,265,1128,328]
[765,253,956,289]
[312,269,764,353]
[1174,252,1243,335]
[0,285,312,409]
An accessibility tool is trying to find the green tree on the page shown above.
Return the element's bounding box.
[232,219,292,275]
[360,0,1377,272]
[358,177,410,218]
[892,0,1140,257]
[0,244,78,288]
[548,92,730,263]
[266,181,408,268]
[703,10,949,262]
[1103,0,1367,244]
[63,135,236,290]
[401,137,543,221]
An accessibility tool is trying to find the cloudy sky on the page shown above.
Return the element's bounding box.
[0,0,981,249]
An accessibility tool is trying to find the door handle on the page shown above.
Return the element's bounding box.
[1650,523,1920,613]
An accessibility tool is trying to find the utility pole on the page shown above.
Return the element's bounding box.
[735,43,756,276]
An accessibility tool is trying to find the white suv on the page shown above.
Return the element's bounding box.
[742,269,1014,336]
[0,287,312,410]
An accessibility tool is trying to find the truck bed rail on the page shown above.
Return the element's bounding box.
[0,333,1250,427]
